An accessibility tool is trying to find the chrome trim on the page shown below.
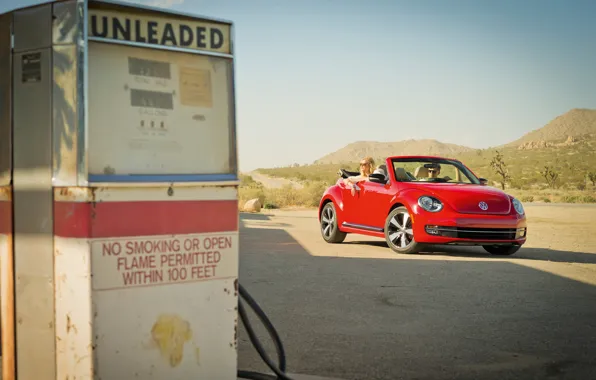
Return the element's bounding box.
[52,1,80,186]
[229,13,234,56]
[227,22,238,179]
[52,44,79,186]
[89,0,234,25]
[52,1,78,45]
[0,12,11,186]
[77,0,88,186]
[433,227,522,234]
[342,222,384,233]
[88,36,234,58]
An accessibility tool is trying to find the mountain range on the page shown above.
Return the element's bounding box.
[313,108,596,164]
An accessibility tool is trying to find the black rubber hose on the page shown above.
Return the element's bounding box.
[236,283,293,380]
[239,283,287,372]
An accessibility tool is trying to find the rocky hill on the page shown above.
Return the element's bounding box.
[311,108,596,164]
[505,108,596,148]
[314,139,474,164]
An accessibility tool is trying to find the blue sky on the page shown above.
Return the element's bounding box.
[3,0,596,171]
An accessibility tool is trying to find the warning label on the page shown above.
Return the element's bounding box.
[91,233,238,291]
[179,67,212,108]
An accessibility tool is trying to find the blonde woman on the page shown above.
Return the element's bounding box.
[343,156,375,195]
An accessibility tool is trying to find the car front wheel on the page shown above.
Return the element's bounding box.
[320,202,346,243]
[483,244,521,256]
[384,206,423,254]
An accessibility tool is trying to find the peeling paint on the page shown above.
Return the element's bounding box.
[0,185,12,201]
[150,314,192,367]
[66,314,77,334]
[54,186,93,202]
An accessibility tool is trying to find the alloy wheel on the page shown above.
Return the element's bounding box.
[321,205,336,238]
[387,210,414,248]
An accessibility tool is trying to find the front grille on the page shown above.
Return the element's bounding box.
[426,226,526,240]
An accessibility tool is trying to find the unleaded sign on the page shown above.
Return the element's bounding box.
[88,8,231,55]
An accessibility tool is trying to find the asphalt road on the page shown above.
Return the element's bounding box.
[236,204,596,380]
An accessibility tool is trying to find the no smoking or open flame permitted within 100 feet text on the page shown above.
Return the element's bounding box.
[91,233,238,291]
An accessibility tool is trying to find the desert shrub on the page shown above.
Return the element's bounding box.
[240,174,261,188]
[264,185,302,208]
[489,150,511,190]
[260,181,331,209]
[542,197,551,203]
[294,173,307,181]
[509,178,533,190]
[520,195,534,202]
[581,195,596,203]
[561,195,579,203]
[301,181,330,207]
[576,183,586,191]
[588,172,596,187]
[541,165,560,189]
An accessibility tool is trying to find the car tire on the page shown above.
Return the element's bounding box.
[384,206,422,254]
[482,244,521,256]
[320,202,346,243]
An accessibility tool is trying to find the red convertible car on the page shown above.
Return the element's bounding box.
[318,156,527,255]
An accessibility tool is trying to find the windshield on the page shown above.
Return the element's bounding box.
[391,158,480,184]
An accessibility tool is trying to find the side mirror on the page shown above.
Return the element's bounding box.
[369,173,386,184]
[479,178,488,185]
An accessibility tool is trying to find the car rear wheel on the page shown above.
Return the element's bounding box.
[483,244,521,256]
[384,206,422,254]
[320,202,346,243]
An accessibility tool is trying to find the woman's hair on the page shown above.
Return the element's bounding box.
[360,156,375,176]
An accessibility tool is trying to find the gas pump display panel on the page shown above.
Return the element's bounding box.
[87,41,234,178]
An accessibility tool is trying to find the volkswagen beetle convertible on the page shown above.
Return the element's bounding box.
[318,156,527,255]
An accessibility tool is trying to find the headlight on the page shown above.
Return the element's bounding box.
[512,198,524,215]
[418,196,443,212]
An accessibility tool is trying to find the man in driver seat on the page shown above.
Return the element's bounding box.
[428,163,440,178]
[428,163,452,181]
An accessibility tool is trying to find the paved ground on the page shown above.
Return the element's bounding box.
[236,204,596,380]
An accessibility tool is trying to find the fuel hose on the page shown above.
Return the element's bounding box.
[236,283,294,380]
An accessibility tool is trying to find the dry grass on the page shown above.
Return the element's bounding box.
[239,179,329,210]
[239,174,596,211]
[258,135,596,188]
[506,189,596,204]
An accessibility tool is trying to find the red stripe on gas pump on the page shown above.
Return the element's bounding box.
[0,200,11,235]
[54,200,238,238]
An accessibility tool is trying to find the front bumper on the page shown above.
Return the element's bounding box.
[425,225,526,240]
[415,214,527,245]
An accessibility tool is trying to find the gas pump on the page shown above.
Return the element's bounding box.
[0,1,295,379]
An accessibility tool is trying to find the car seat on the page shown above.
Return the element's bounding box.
[414,166,429,179]
[372,166,387,182]
[394,167,410,181]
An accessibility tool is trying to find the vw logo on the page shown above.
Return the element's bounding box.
[478,201,488,211]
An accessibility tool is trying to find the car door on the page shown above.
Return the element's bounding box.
[359,180,394,230]
[339,179,366,226]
